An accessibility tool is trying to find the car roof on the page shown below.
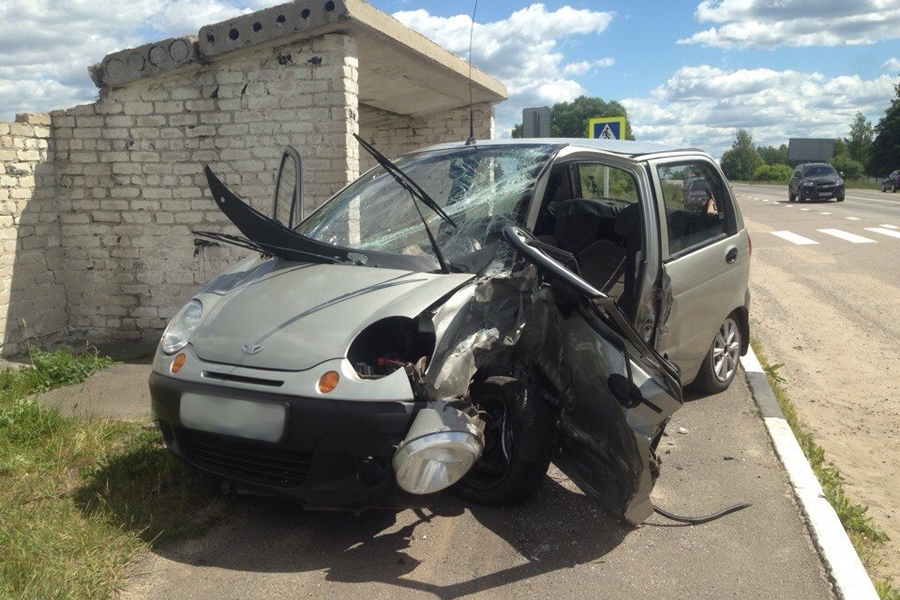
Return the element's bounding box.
[800,163,833,168]
[416,137,704,159]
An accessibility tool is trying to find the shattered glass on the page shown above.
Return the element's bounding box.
[294,145,558,269]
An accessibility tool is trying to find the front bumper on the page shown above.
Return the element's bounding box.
[149,371,433,509]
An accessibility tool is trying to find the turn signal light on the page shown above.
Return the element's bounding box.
[317,370,339,393]
[171,353,186,374]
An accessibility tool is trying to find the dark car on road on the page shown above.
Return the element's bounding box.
[789,163,845,202]
[881,170,899,193]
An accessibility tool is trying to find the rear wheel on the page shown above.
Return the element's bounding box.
[692,314,742,395]
[452,377,555,506]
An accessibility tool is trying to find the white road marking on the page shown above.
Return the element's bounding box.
[817,228,876,244]
[845,216,860,221]
[784,204,794,208]
[866,227,900,240]
[881,224,898,229]
[763,199,769,202]
[771,231,819,245]
[819,212,831,215]
[800,208,810,211]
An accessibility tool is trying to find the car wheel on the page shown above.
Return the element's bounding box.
[788,188,796,202]
[452,376,555,506]
[692,314,742,395]
[893,183,898,193]
[882,184,888,193]
[836,195,844,202]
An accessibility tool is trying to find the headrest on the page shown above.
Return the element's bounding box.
[614,202,641,238]
[551,199,619,254]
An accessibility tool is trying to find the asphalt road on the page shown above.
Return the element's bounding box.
[732,183,900,579]
[121,373,834,600]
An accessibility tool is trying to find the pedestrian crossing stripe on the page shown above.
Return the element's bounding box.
[845,216,861,221]
[866,227,900,240]
[881,224,898,229]
[817,229,876,243]
[771,231,818,245]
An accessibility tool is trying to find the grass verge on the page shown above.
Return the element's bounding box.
[751,340,899,600]
[0,347,225,600]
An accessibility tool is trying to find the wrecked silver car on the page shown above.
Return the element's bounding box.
[149,137,750,524]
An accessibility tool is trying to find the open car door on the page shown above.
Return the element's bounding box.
[504,226,683,524]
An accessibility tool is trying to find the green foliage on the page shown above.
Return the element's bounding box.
[0,348,223,600]
[846,111,875,166]
[757,144,789,166]
[869,81,900,176]
[721,129,763,180]
[752,164,793,182]
[511,96,633,139]
[829,153,865,179]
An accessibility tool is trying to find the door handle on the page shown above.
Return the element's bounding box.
[725,248,738,264]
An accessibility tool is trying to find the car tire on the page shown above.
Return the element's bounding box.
[882,184,888,193]
[836,195,844,202]
[691,313,742,395]
[788,188,796,202]
[452,376,555,506]
[893,183,898,193]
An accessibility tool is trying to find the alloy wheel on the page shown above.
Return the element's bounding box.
[712,317,741,382]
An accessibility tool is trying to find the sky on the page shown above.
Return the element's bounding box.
[1,0,899,158]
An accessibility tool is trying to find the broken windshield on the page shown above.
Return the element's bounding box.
[295,144,559,267]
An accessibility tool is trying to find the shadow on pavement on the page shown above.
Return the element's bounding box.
[143,476,631,599]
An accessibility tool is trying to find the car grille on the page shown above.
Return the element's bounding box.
[177,428,312,488]
[816,183,835,192]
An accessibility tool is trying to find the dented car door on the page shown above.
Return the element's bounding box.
[505,226,683,524]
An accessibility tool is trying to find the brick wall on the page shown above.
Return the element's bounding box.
[0,114,67,357]
[358,103,494,171]
[51,34,360,344]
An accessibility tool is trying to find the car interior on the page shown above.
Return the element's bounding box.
[533,163,643,321]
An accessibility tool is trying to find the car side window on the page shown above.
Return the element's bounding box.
[575,164,639,204]
[657,161,731,255]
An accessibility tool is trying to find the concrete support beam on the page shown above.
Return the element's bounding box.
[93,37,200,88]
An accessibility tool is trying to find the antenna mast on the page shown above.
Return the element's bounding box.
[465,0,478,145]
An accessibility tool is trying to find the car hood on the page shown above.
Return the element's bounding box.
[191,257,473,371]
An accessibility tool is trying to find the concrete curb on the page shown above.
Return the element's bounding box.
[742,348,879,600]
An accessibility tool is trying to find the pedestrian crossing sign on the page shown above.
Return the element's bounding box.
[589,117,626,140]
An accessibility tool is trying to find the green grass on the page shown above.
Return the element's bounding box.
[752,340,899,599]
[0,347,224,600]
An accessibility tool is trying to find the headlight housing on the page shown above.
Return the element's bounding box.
[160,299,203,354]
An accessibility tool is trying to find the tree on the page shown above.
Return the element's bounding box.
[845,111,874,167]
[720,129,763,181]
[829,154,864,179]
[757,144,789,166]
[868,80,900,176]
[511,96,634,139]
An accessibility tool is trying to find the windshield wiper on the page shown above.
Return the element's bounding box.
[354,134,455,274]
[354,134,457,228]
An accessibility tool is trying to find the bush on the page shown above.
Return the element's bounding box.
[752,164,793,182]
[829,154,864,179]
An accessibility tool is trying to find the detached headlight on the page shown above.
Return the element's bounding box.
[160,299,203,354]
[393,406,484,495]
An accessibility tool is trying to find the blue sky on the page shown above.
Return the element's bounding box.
[1,0,898,158]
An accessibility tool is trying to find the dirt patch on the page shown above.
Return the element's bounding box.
[749,241,900,579]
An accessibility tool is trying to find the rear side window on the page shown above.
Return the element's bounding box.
[576,164,639,204]
[657,161,731,255]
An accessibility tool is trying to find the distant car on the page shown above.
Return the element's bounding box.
[788,163,845,202]
[881,170,899,193]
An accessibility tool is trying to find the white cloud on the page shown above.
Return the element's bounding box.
[622,65,898,158]
[562,58,615,76]
[392,4,615,136]
[680,0,900,49]
[884,57,900,72]
[0,0,272,121]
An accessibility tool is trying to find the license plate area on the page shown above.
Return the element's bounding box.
[180,393,288,443]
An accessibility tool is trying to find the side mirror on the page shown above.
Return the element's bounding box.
[839,171,845,178]
[273,145,303,228]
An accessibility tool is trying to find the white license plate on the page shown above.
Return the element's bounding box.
[180,393,287,442]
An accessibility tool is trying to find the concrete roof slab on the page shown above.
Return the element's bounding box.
[91,0,507,117]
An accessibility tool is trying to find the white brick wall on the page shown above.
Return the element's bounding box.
[358,103,494,171]
[0,113,67,357]
[0,33,498,355]
[51,34,361,343]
